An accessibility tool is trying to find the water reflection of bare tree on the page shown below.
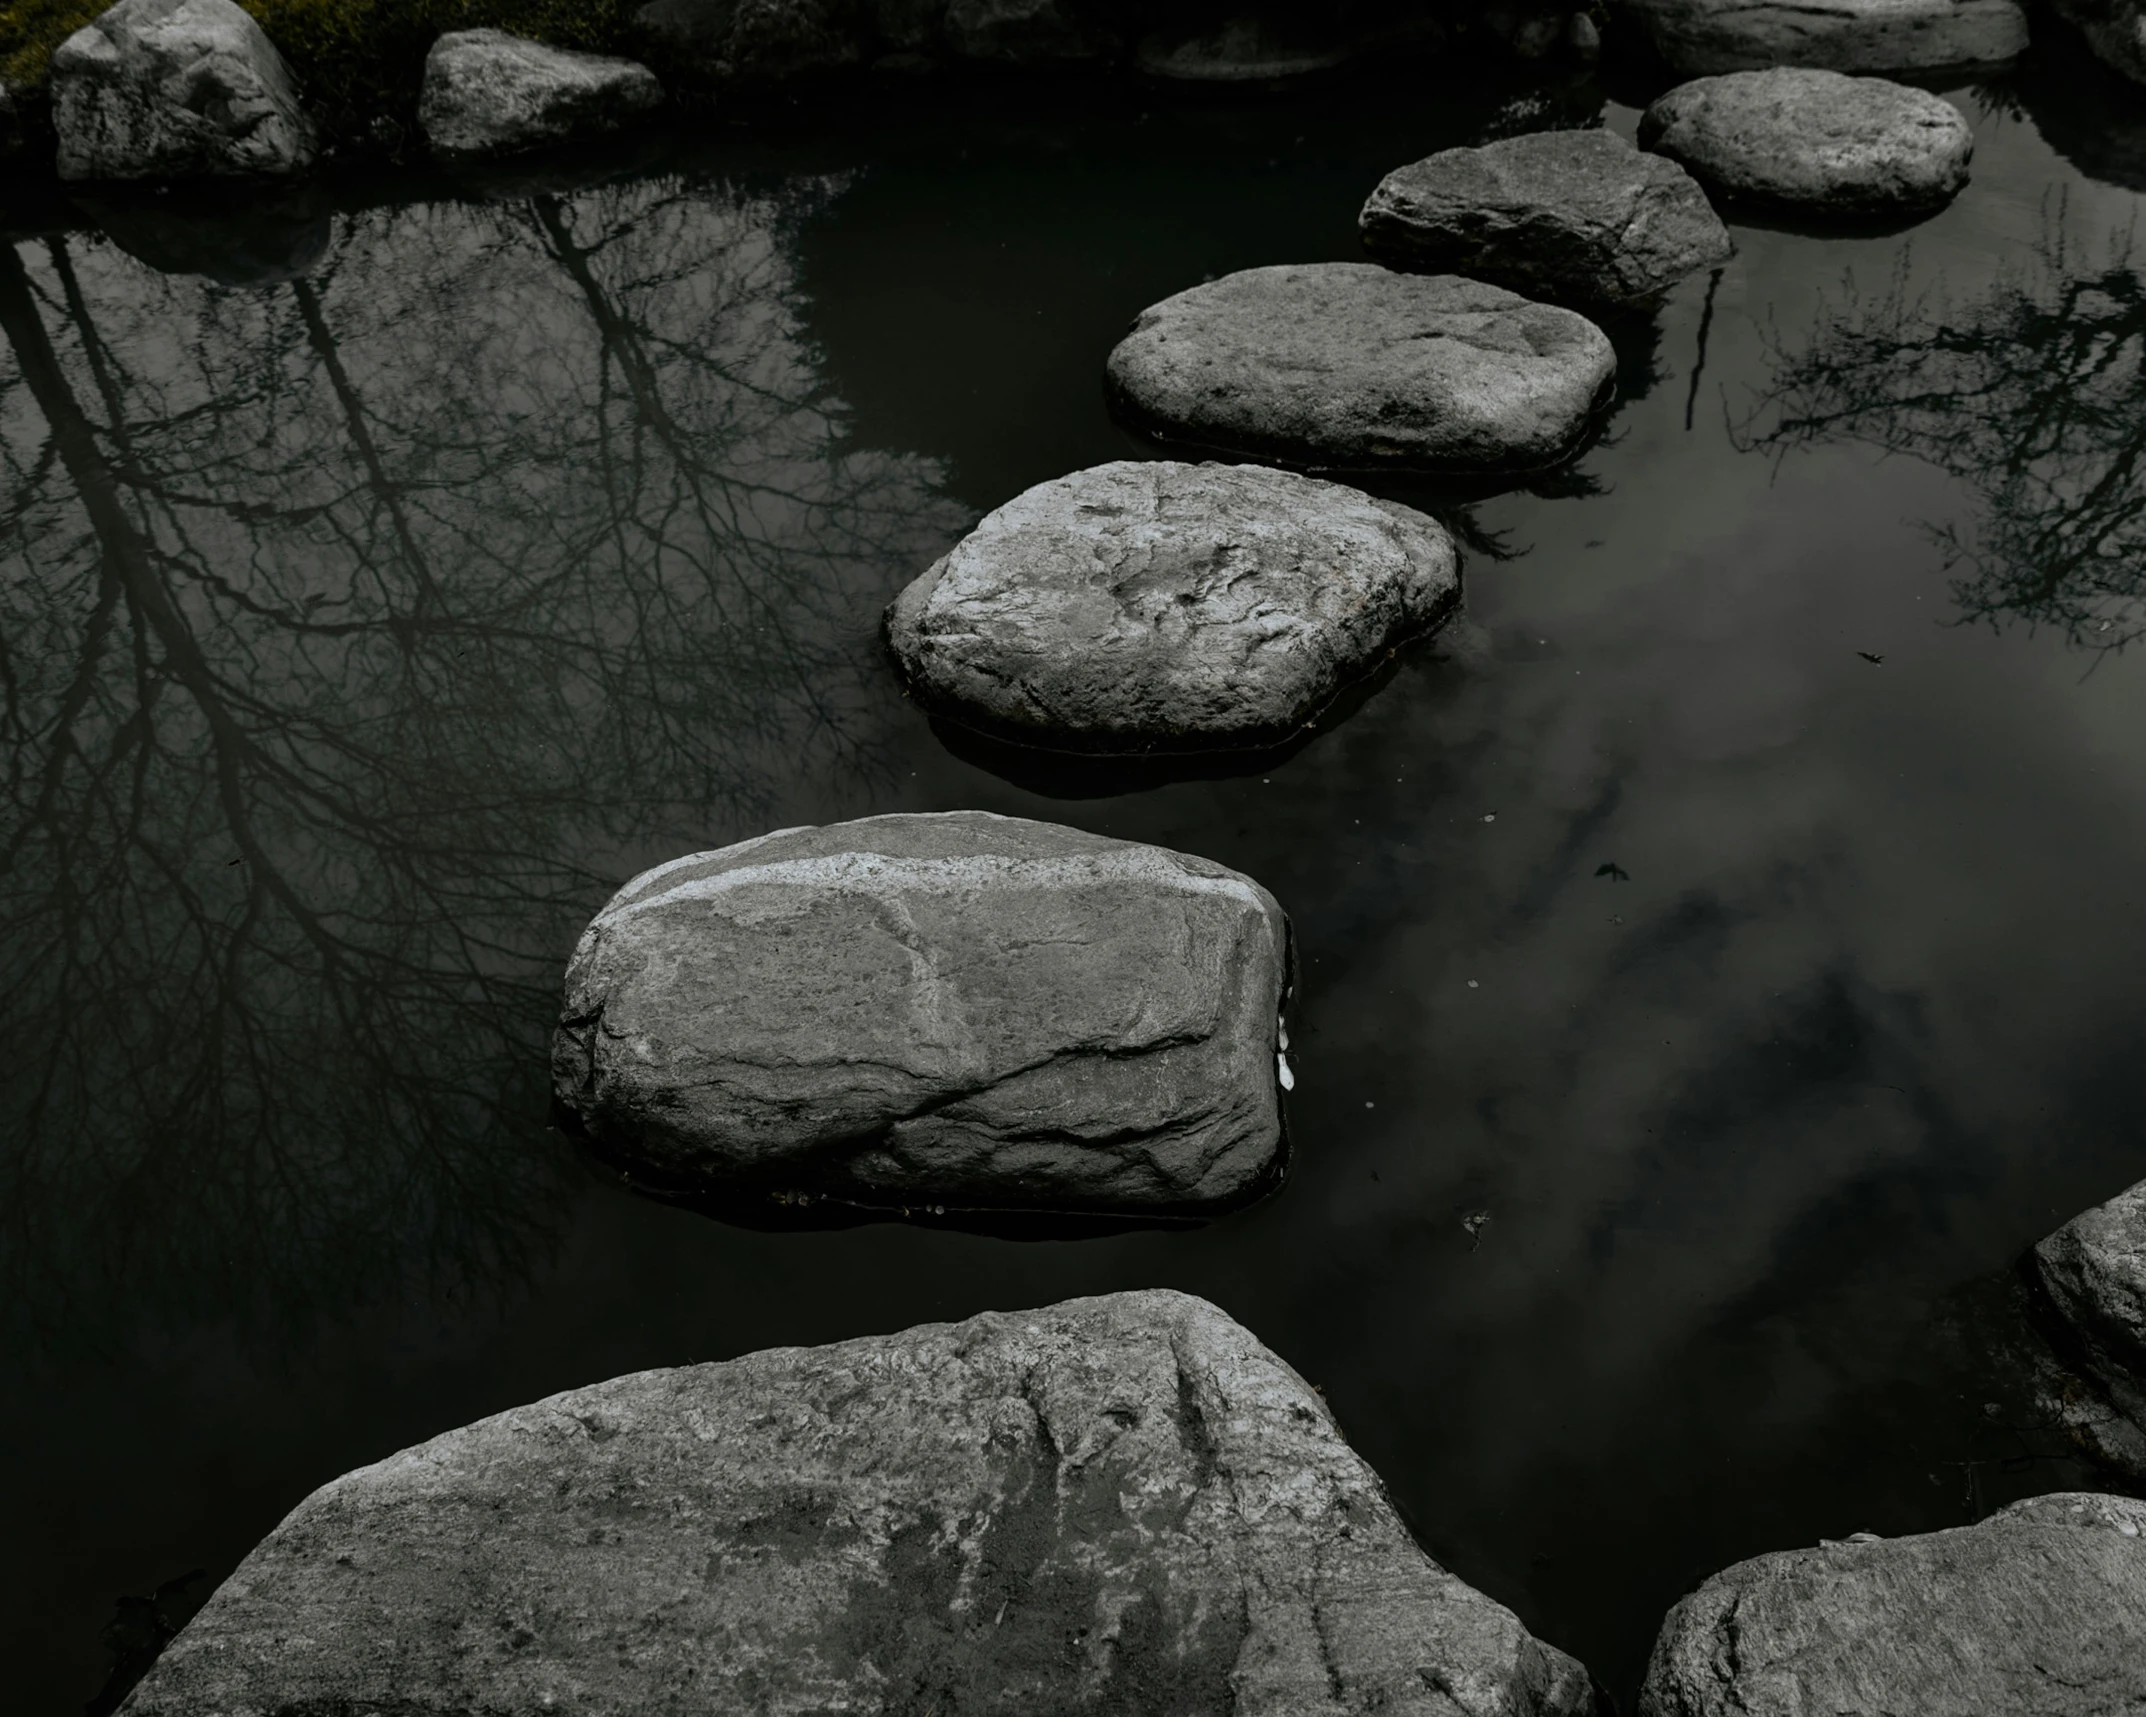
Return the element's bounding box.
[1738,221,2146,655]
[0,177,964,1358]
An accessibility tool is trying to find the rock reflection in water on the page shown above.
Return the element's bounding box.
[0,177,964,1356]
[1742,224,2146,655]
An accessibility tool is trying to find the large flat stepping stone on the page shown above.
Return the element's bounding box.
[120,1291,1605,1717]
[886,460,1460,754]
[1107,262,1615,473]
[552,812,1290,1219]
[1627,0,2027,75]
[51,0,316,182]
[2034,1174,2146,1433]
[1360,128,1733,307]
[1640,1493,2146,1716]
[1640,69,1973,218]
[419,29,662,160]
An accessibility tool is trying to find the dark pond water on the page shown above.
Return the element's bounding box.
[7,41,2146,1716]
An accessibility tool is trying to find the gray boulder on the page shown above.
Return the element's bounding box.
[419,30,662,160]
[1639,1493,2146,1717]
[50,0,316,182]
[1360,128,1733,308]
[886,460,1461,754]
[1624,0,2028,75]
[2034,1175,2146,1431]
[2048,0,2146,85]
[1639,69,1973,218]
[1106,263,1615,473]
[120,1291,1605,1717]
[945,0,1115,63]
[552,812,1291,1218]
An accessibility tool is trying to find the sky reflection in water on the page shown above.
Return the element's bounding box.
[3,59,2146,1716]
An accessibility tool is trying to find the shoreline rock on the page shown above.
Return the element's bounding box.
[1639,69,1973,218]
[51,0,316,182]
[1360,128,1733,307]
[1624,0,2029,76]
[552,811,1292,1219]
[118,1291,1607,1717]
[1641,1493,2146,1716]
[886,460,1461,754]
[1106,262,1615,473]
[2033,1175,2146,1443]
[419,30,662,161]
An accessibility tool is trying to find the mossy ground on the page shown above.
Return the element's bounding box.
[1,0,638,137]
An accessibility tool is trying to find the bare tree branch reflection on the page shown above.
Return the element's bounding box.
[0,174,965,1358]
[1738,213,2146,655]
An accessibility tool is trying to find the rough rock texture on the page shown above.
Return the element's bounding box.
[1107,263,1614,473]
[419,30,662,159]
[1641,1493,2146,1717]
[886,461,1461,754]
[2049,0,2146,85]
[552,812,1291,1217]
[50,0,316,182]
[121,1291,1604,1717]
[633,0,868,82]
[945,0,1116,63]
[2035,1175,2146,1428]
[1624,0,2028,74]
[1361,128,1733,307]
[1639,69,1973,217]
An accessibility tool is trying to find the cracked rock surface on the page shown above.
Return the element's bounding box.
[419,29,662,160]
[2035,1174,2146,1436]
[551,812,1290,1217]
[1360,129,1733,308]
[51,0,316,182]
[121,1291,1604,1717]
[1639,1492,2146,1717]
[1640,68,1973,217]
[886,461,1460,754]
[1625,0,2027,75]
[1106,263,1615,473]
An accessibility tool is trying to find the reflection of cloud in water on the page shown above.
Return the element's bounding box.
[0,178,965,1355]
[1738,218,2146,656]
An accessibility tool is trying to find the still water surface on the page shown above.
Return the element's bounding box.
[6,46,2146,1713]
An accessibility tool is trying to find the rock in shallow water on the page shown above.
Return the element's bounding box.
[1625,0,2028,75]
[419,29,662,160]
[120,1291,1605,1717]
[1360,128,1733,307]
[1106,263,1614,473]
[2035,1175,2146,1429]
[553,812,1290,1218]
[1640,69,1973,218]
[1639,1493,2146,1716]
[51,0,316,183]
[886,460,1460,754]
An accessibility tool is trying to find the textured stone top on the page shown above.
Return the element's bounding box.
[1625,0,2028,76]
[2035,1174,2146,1423]
[121,1291,1606,1717]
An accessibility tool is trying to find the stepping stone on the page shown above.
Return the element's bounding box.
[1360,128,1733,307]
[1625,0,2027,76]
[1106,262,1615,472]
[2034,1174,2146,1440]
[1641,1493,2146,1716]
[1640,69,1973,218]
[51,0,316,182]
[119,1292,1605,1717]
[552,812,1291,1219]
[886,460,1460,754]
[419,29,663,161]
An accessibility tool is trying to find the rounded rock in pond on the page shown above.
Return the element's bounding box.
[117,1291,1605,1717]
[1640,69,1973,218]
[419,29,663,160]
[1360,128,1734,307]
[51,0,316,183]
[1625,0,2028,76]
[885,460,1460,754]
[2033,1173,2146,1432]
[1639,1493,2146,1716]
[552,811,1291,1219]
[1106,262,1616,472]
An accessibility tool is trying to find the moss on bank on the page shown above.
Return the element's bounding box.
[1,0,637,134]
